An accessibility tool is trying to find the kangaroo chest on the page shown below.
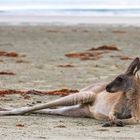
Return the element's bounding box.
[88,91,132,120]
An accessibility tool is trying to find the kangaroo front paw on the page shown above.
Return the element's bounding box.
[109,112,116,121]
[102,121,114,127]
[115,120,124,127]
[102,120,124,127]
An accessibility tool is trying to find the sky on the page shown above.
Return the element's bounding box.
[0,0,139,5]
[0,0,140,10]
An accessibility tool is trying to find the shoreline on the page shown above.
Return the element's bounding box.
[0,15,140,26]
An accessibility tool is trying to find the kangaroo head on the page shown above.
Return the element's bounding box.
[106,57,140,93]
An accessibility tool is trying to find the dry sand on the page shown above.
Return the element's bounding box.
[0,25,140,140]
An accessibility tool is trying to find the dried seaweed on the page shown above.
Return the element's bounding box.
[16,59,30,63]
[65,51,103,59]
[54,124,66,128]
[65,45,120,60]
[65,51,104,60]
[0,89,79,96]
[46,30,64,33]
[112,30,127,34]
[89,45,120,51]
[57,64,75,68]
[0,71,16,75]
[110,55,133,60]
[46,89,79,96]
[0,51,18,57]
[119,56,133,60]
[16,124,25,127]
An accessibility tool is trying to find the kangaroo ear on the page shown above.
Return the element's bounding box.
[126,57,140,75]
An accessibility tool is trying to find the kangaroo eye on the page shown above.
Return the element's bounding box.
[117,77,123,82]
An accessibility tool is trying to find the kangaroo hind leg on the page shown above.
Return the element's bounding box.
[34,104,91,118]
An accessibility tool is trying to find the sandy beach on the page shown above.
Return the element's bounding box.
[0,24,140,140]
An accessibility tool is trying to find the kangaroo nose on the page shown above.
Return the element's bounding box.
[106,85,111,92]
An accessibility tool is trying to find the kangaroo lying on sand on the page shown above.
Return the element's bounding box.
[0,57,140,127]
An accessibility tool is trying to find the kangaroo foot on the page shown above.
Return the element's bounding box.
[102,120,124,127]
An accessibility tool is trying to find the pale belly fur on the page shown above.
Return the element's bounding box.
[88,91,120,119]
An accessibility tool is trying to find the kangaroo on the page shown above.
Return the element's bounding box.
[0,57,140,127]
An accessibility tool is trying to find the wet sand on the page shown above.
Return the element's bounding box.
[0,25,140,140]
[1,15,140,25]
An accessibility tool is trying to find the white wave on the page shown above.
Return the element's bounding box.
[0,4,140,10]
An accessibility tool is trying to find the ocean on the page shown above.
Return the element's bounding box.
[0,8,140,16]
[0,7,140,25]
